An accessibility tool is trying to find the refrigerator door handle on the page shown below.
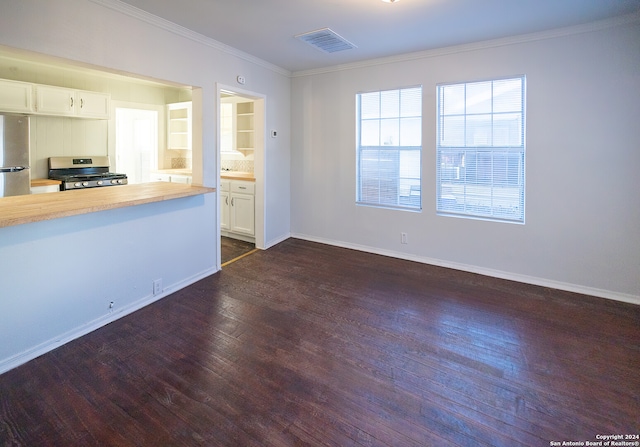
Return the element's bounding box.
[0,166,30,173]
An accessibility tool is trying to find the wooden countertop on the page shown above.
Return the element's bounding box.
[221,171,255,181]
[0,182,216,228]
[31,178,61,187]
[153,169,193,175]
[152,170,255,181]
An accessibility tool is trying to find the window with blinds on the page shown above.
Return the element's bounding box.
[356,86,422,210]
[436,76,526,223]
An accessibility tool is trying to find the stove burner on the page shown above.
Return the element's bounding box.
[48,156,128,191]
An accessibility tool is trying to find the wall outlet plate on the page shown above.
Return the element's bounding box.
[153,279,162,296]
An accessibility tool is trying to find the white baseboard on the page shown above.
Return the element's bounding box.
[0,267,218,375]
[290,233,640,306]
[263,232,292,250]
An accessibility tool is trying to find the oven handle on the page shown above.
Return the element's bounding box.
[0,166,29,173]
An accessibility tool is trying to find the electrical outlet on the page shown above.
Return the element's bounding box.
[153,279,162,296]
[401,232,408,244]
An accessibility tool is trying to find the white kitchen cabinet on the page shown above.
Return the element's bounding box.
[170,174,191,184]
[35,85,74,116]
[0,79,34,113]
[231,190,255,236]
[150,173,171,182]
[76,90,111,118]
[167,101,192,151]
[220,180,230,231]
[221,180,254,240]
[31,185,60,194]
[35,85,110,119]
[149,173,192,184]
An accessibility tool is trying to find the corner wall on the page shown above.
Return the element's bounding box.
[290,19,640,303]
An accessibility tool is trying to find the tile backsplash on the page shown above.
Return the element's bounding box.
[171,157,189,169]
[221,159,254,173]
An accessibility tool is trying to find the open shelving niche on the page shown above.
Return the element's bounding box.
[235,101,254,156]
[167,101,192,151]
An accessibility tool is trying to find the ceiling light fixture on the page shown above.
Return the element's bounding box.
[381,0,400,3]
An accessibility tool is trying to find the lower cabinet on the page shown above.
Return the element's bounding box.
[150,173,191,184]
[220,180,255,241]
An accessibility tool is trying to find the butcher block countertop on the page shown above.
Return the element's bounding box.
[0,182,216,228]
[31,178,61,187]
[221,171,255,181]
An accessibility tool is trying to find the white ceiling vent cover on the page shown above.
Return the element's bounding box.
[295,28,356,53]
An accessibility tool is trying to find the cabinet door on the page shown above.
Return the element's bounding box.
[36,85,75,116]
[0,79,33,113]
[170,175,191,184]
[230,192,255,236]
[220,191,230,231]
[76,90,110,119]
[150,173,171,182]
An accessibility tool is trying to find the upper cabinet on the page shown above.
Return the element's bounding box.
[35,85,111,119]
[236,101,254,156]
[0,79,34,113]
[167,101,192,151]
[0,78,110,119]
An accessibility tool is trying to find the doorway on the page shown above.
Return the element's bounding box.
[114,107,159,183]
[217,86,265,268]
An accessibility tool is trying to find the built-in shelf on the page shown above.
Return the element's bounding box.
[236,101,254,156]
[167,101,192,151]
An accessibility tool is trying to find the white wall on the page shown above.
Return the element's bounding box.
[0,0,291,372]
[291,19,640,303]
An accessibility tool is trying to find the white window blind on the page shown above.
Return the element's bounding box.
[356,87,422,210]
[436,76,525,222]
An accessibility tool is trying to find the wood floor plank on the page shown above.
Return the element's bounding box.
[1,238,638,446]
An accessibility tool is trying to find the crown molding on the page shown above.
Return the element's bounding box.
[292,10,640,78]
[87,0,292,78]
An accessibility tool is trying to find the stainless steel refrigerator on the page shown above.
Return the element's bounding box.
[0,113,30,197]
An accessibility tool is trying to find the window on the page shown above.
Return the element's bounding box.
[356,87,422,210]
[437,76,525,223]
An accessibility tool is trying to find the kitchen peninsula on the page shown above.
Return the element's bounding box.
[0,182,215,228]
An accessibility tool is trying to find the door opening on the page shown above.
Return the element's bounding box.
[115,107,158,184]
[217,86,265,268]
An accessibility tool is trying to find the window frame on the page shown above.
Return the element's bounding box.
[356,85,423,211]
[436,75,526,223]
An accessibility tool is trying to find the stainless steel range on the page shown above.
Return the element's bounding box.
[48,156,128,191]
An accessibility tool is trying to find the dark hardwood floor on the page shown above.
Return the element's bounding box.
[221,236,255,265]
[1,238,638,446]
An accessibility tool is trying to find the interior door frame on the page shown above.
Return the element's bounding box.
[216,83,266,268]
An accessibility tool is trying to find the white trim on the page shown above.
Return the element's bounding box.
[264,232,292,250]
[292,11,640,77]
[0,266,218,375]
[88,0,291,77]
[290,233,640,306]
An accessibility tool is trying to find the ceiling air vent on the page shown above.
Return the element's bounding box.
[295,28,356,54]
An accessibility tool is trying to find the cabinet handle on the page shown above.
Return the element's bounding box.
[70,97,74,108]
[225,197,228,205]
[239,186,246,189]
[80,98,84,109]
[231,198,234,206]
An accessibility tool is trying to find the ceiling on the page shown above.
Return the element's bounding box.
[117,0,640,73]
